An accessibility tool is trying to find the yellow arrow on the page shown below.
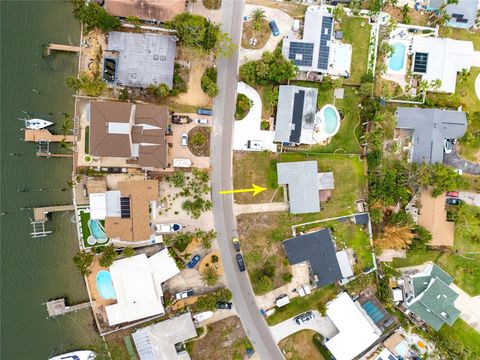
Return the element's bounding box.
[219,183,267,197]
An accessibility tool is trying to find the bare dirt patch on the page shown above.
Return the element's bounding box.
[279,330,325,360]
[174,47,213,107]
[384,5,428,26]
[203,0,221,10]
[188,126,211,157]
[199,250,224,276]
[188,316,252,360]
[241,19,271,50]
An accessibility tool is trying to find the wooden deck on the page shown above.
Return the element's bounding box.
[33,204,75,222]
[46,298,92,317]
[24,129,75,143]
[46,43,81,55]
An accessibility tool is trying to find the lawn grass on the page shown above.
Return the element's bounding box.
[256,85,278,119]
[439,319,480,358]
[84,126,90,154]
[290,80,334,109]
[279,330,326,360]
[426,67,480,113]
[266,285,338,325]
[339,16,371,84]
[80,210,91,244]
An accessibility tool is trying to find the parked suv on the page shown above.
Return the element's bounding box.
[269,21,280,36]
[215,301,233,310]
[236,254,246,272]
[187,255,201,268]
[197,108,212,116]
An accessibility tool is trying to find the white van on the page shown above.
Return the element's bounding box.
[247,140,265,151]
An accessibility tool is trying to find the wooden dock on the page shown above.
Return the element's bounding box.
[33,204,75,222]
[46,43,81,56]
[24,129,75,143]
[46,298,93,318]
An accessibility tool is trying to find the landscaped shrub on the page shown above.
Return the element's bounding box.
[201,67,219,97]
[261,120,270,130]
[99,245,117,268]
[73,251,94,276]
[235,94,252,120]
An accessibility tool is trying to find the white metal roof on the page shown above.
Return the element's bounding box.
[105,250,179,326]
[336,251,353,278]
[105,190,121,217]
[89,193,106,220]
[411,37,474,93]
[325,292,380,360]
[108,122,130,134]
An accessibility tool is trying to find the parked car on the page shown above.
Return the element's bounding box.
[232,237,240,252]
[155,223,182,233]
[176,289,194,300]
[294,311,314,325]
[444,138,453,154]
[181,133,188,146]
[247,140,265,151]
[194,118,208,125]
[172,115,192,124]
[197,108,212,116]
[187,255,201,268]
[215,301,233,310]
[446,198,462,205]
[269,20,280,36]
[236,254,246,272]
[446,191,459,197]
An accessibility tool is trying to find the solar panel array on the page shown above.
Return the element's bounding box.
[451,13,469,23]
[317,16,333,70]
[288,42,314,67]
[120,197,131,218]
[413,52,429,73]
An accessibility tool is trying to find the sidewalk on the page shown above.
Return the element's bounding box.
[234,202,289,215]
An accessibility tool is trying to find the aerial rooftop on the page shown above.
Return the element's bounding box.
[89,101,169,169]
[105,0,186,23]
[426,0,478,28]
[395,107,467,164]
[274,85,318,145]
[283,228,345,287]
[106,31,177,88]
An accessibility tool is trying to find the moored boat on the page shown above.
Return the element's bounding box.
[49,350,96,360]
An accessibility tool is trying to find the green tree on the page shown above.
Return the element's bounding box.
[165,14,220,51]
[239,49,297,86]
[99,245,117,268]
[215,31,236,59]
[250,8,266,30]
[459,68,470,84]
[73,251,94,276]
[410,225,432,250]
[148,83,171,99]
[61,114,72,136]
[430,163,465,197]
[71,0,120,33]
[190,132,206,146]
[400,4,410,21]
[333,6,345,20]
[235,94,252,120]
[122,246,135,258]
[169,171,186,188]
[66,71,106,97]
[200,229,216,249]
[201,67,219,97]
[201,266,219,286]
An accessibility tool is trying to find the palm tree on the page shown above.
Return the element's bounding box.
[59,138,73,151]
[201,266,219,286]
[61,114,72,135]
[250,8,266,31]
[459,68,470,84]
[391,0,398,8]
[400,4,410,22]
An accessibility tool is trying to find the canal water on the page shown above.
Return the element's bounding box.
[1,1,99,358]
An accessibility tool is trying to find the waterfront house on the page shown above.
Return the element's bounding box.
[88,100,169,169]
[89,179,159,244]
[105,249,180,326]
[105,0,186,23]
[395,107,467,164]
[104,31,177,88]
[277,161,334,214]
[132,312,197,360]
[282,6,353,78]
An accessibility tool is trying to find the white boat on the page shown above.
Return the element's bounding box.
[49,350,96,360]
[192,311,213,323]
[155,223,183,233]
[24,118,53,130]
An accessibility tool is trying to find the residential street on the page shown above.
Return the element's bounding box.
[210,1,284,359]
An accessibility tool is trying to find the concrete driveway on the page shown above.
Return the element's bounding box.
[240,5,293,64]
[458,191,480,207]
[233,82,276,152]
[451,283,480,332]
[234,202,289,215]
[269,310,339,343]
[443,150,480,175]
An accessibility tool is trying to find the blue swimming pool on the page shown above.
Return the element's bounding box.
[88,219,106,241]
[324,107,339,134]
[388,42,406,72]
[96,270,116,300]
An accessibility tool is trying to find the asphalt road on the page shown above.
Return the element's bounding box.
[210,1,284,359]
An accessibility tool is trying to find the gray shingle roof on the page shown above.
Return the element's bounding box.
[396,107,467,164]
[283,228,343,287]
[107,31,177,88]
[277,161,320,214]
[274,85,318,144]
[446,0,478,28]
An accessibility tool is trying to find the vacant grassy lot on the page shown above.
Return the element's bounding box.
[439,319,480,358]
[279,330,325,360]
[188,316,252,360]
[439,26,480,50]
[339,16,371,84]
[267,285,338,325]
